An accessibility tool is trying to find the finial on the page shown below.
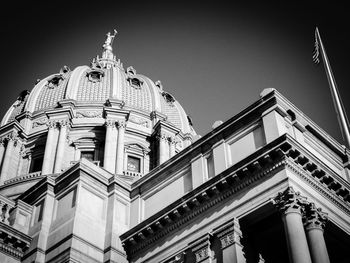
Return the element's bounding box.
[103,29,118,51]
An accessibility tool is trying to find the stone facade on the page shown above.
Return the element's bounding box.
[0,33,349,263]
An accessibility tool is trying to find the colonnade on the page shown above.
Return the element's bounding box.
[273,186,330,263]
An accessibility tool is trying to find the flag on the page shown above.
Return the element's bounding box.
[313,28,320,64]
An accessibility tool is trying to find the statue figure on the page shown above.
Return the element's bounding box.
[104,29,118,47]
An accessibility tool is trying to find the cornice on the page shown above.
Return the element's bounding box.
[121,135,289,257]
[121,134,350,258]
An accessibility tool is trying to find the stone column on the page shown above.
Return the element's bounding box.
[273,187,312,263]
[304,203,330,263]
[158,132,169,165]
[214,218,246,263]
[104,119,118,173]
[169,136,176,158]
[42,120,57,175]
[54,120,69,173]
[0,133,17,184]
[0,138,6,169]
[116,120,126,174]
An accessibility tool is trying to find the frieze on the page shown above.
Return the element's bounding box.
[32,117,48,128]
[129,116,149,128]
[76,111,103,118]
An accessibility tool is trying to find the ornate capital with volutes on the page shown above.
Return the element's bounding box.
[105,119,116,128]
[156,131,169,142]
[58,119,70,128]
[46,120,58,129]
[169,136,177,144]
[303,202,328,231]
[0,137,5,147]
[117,120,127,129]
[272,186,308,215]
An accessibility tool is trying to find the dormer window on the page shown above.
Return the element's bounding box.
[87,70,104,82]
[162,91,175,105]
[128,77,143,89]
[47,75,64,89]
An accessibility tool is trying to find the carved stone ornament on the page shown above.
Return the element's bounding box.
[117,120,127,129]
[215,218,243,249]
[156,131,169,142]
[58,119,70,128]
[32,117,48,128]
[76,111,103,118]
[272,186,308,214]
[46,120,58,129]
[105,119,116,128]
[191,235,212,263]
[129,116,149,128]
[303,202,328,230]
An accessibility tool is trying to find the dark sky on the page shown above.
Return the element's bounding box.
[0,1,349,145]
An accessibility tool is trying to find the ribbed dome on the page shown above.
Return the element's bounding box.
[1,40,196,136]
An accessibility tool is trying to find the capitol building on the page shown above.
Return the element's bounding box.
[0,31,349,263]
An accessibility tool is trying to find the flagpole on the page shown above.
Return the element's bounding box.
[315,27,350,149]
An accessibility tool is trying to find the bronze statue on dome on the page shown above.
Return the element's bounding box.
[104,29,118,48]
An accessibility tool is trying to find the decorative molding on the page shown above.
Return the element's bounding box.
[76,111,103,118]
[105,119,116,128]
[129,116,149,128]
[46,120,58,129]
[122,145,287,256]
[121,136,350,258]
[32,117,48,128]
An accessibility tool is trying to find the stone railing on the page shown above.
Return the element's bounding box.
[123,170,143,178]
[0,194,15,225]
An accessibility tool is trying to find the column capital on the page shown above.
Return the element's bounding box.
[58,119,70,128]
[105,119,116,128]
[272,186,308,215]
[190,234,212,263]
[0,137,6,147]
[303,203,328,231]
[169,136,177,145]
[46,120,58,129]
[117,120,127,129]
[156,131,169,142]
[213,217,243,249]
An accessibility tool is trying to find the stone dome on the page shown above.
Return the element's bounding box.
[1,46,195,137]
[0,31,196,198]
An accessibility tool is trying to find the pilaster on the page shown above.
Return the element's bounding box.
[41,120,58,175]
[53,119,70,173]
[104,119,118,173]
[116,120,127,174]
[213,218,246,263]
